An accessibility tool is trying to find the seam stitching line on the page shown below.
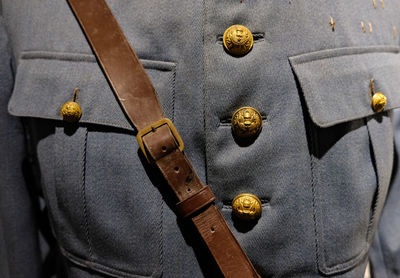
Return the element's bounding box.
[365,117,380,242]
[81,128,93,259]
[202,0,209,185]
[171,66,176,122]
[307,117,321,273]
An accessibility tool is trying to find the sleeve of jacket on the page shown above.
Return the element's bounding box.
[0,11,42,278]
[370,108,400,278]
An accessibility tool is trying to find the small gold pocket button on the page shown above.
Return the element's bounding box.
[61,101,82,123]
[61,88,82,123]
[371,92,387,112]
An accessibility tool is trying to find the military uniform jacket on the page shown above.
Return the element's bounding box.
[1,0,400,277]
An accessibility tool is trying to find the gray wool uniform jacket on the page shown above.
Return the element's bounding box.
[1,0,400,277]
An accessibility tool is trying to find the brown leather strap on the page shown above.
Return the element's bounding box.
[66,0,162,131]
[66,0,260,277]
[176,186,215,218]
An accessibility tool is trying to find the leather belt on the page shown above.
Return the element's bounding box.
[66,0,260,277]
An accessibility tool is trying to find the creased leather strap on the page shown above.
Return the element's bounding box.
[66,0,260,277]
[176,186,215,218]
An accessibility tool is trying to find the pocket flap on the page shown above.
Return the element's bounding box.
[8,51,176,131]
[289,46,400,127]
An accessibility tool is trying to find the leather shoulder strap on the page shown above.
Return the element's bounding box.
[67,0,162,130]
[66,0,260,277]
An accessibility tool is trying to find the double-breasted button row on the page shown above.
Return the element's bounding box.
[223,25,260,140]
[231,107,262,221]
[223,25,261,220]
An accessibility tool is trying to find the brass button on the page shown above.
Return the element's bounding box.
[223,25,253,56]
[232,107,262,139]
[61,101,82,123]
[372,92,387,112]
[232,193,262,221]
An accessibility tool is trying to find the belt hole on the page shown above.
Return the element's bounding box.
[187,188,191,192]
[161,146,167,152]
[210,227,215,233]
[174,167,180,173]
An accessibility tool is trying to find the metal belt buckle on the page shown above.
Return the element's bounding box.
[136,118,184,163]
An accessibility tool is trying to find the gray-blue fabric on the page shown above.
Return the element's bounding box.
[1,0,400,277]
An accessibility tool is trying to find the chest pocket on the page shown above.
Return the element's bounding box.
[8,51,176,278]
[290,45,400,275]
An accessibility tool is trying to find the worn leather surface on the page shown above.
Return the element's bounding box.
[67,0,163,131]
[176,186,215,218]
[66,0,259,276]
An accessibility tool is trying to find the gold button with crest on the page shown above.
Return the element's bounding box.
[223,25,253,56]
[232,193,262,221]
[232,107,262,139]
[61,88,82,123]
[371,92,387,112]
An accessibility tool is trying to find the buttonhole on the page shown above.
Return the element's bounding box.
[222,198,271,209]
[219,115,267,127]
[216,32,265,44]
